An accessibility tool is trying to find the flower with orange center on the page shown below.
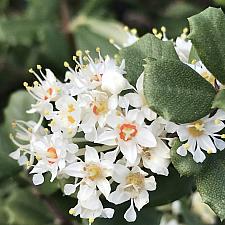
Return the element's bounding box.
[92,101,108,116]
[47,147,58,164]
[119,123,138,141]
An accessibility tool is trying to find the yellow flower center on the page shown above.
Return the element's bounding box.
[84,164,103,181]
[142,148,152,159]
[125,172,145,192]
[188,121,204,137]
[67,115,76,124]
[68,104,75,112]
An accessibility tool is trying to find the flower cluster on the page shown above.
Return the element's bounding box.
[9,27,225,223]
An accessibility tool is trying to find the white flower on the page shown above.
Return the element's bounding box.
[136,119,170,176]
[120,73,157,121]
[64,50,129,95]
[48,95,81,137]
[109,26,139,49]
[63,146,114,198]
[30,132,78,184]
[166,110,225,163]
[69,191,114,221]
[9,120,48,166]
[96,109,157,164]
[109,165,156,222]
[24,67,63,113]
[175,34,192,63]
[79,90,118,141]
[101,58,129,95]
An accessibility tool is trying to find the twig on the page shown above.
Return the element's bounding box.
[60,0,76,53]
[31,186,75,225]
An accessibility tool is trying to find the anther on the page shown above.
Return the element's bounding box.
[64,61,69,68]
[69,208,75,215]
[37,64,42,70]
[76,50,82,57]
[161,26,166,33]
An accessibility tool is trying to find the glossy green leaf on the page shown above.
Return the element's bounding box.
[171,139,203,177]
[143,59,216,123]
[188,7,225,84]
[120,33,178,85]
[212,89,225,111]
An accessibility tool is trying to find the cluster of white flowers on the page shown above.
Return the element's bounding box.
[9,27,225,223]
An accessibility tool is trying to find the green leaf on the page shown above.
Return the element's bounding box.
[119,33,178,85]
[195,150,225,221]
[37,173,59,196]
[171,139,203,177]
[143,59,216,123]
[188,7,225,84]
[4,188,53,225]
[0,128,20,181]
[150,166,194,206]
[212,89,225,111]
[171,139,225,220]
[3,90,38,135]
[0,17,41,46]
[95,204,162,225]
[76,25,117,57]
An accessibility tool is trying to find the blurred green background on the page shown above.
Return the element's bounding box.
[0,0,225,225]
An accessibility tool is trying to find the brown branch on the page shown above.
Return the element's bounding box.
[60,0,77,53]
[31,186,75,225]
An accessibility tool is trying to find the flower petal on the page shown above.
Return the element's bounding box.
[85,146,100,163]
[109,189,130,204]
[136,128,157,148]
[33,173,44,185]
[124,200,136,222]
[97,178,111,198]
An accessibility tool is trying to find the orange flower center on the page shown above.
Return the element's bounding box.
[44,87,53,100]
[119,123,138,141]
[92,101,108,116]
[47,147,58,164]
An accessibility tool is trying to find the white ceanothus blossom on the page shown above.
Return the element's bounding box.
[166,110,225,163]
[9,26,225,224]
